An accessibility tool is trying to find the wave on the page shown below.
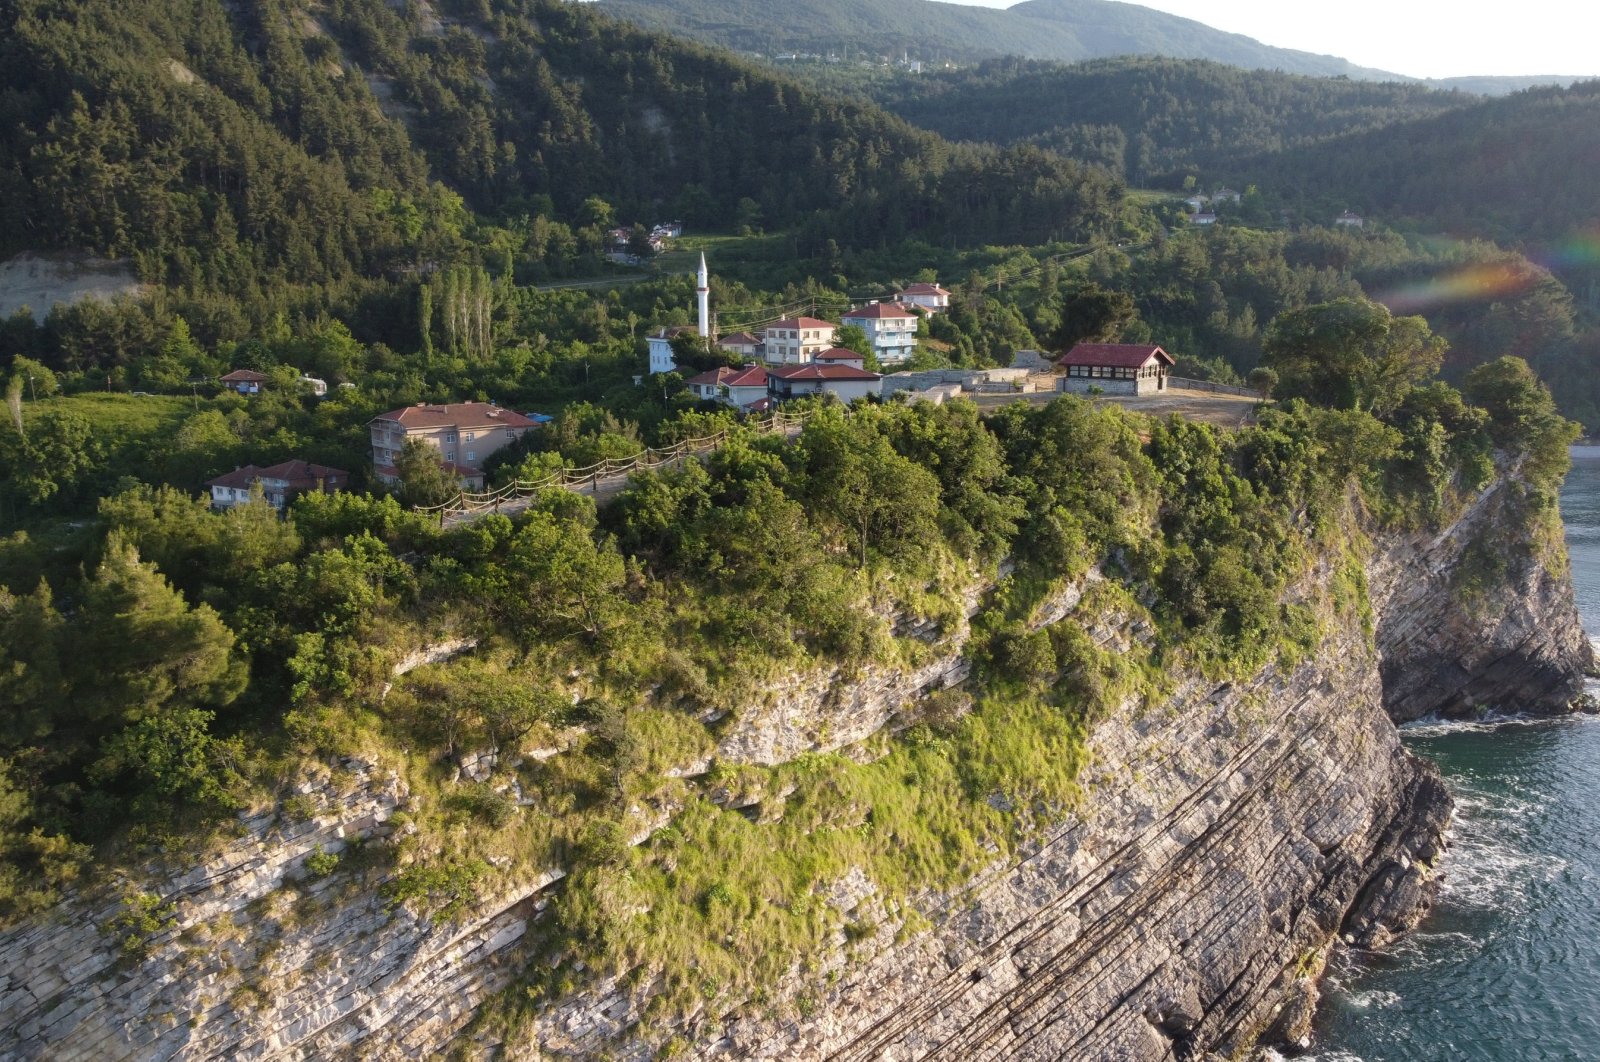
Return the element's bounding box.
[1399,712,1576,736]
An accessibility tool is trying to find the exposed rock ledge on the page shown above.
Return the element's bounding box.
[1370,475,1593,721]
[0,477,1585,1061]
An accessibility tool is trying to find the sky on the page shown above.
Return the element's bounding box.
[945,0,1600,80]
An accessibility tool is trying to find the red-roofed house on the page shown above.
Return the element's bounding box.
[768,363,882,404]
[206,460,349,511]
[897,282,950,314]
[685,365,770,407]
[1057,343,1174,396]
[763,317,837,365]
[841,302,918,365]
[369,402,538,490]
[813,347,866,371]
[716,332,764,360]
[220,368,270,395]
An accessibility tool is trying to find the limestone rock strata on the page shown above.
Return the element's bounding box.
[686,621,1448,1061]
[1371,476,1593,721]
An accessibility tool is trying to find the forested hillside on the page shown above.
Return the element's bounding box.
[0,0,1125,349]
[1231,80,1600,246]
[595,0,1400,78]
[868,58,1470,184]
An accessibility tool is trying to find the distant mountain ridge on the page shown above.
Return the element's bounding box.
[596,0,1392,79]
[594,0,1580,93]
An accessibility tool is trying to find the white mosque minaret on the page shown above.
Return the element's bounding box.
[648,253,714,375]
[697,252,711,339]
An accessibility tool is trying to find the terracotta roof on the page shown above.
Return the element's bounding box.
[843,302,916,320]
[717,332,763,346]
[742,397,774,412]
[1058,343,1175,369]
[684,365,769,388]
[900,283,949,296]
[651,325,698,340]
[206,464,265,491]
[813,347,865,362]
[373,402,537,431]
[768,317,835,330]
[206,459,348,492]
[769,364,881,382]
[220,369,270,383]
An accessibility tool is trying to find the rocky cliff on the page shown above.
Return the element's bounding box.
[1371,473,1593,722]
[0,476,1587,1062]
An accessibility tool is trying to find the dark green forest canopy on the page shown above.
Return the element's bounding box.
[1230,79,1600,246]
[866,57,1471,184]
[0,0,1126,309]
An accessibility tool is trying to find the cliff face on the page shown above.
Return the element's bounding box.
[1372,475,1593,722]
[0,477,1585,1062]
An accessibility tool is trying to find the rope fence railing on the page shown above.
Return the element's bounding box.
[414,408,819,523]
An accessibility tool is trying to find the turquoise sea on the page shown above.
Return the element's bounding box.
[1312,447,1600,1060]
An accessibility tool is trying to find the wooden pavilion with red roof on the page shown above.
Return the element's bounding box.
[1057,343,1174,396]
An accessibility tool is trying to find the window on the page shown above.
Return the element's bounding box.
[446,450,456,461]
[466,451,476,462]
[446,431,458,442]
[464,432,475,442]
[505,428,514,439]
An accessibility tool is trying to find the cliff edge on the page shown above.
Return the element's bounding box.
[0,468,1586,1061]
[1371,472,1593,721]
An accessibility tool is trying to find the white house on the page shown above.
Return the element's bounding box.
[763,317,837,365]
[219,368,269,395]
[1190,211,1217,226]
[813,347,866,371]
[1335,211,1366,228]
[648,325,697,375]
[841,302,918,365]
[716,331,764,360]
[206,459,348,511]
[297,374,328,397]
[1213,187,1241,204]
[768,363,881,404]
[897,282,950,314]
[684,364,770,408]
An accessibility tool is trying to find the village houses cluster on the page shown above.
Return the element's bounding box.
[206,253,1176,508]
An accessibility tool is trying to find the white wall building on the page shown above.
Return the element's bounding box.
[897,282,950,314]
[841,302,918,365]
[768,363,882,404]
[763,317,837,365]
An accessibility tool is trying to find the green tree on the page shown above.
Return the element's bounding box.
[836,324,878,371]
[1263,298,1446,416]
[395,438,461,507]
[74,534,244,729]
[1048,283,1138,352]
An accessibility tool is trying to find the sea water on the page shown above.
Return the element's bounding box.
[1312,447,1600,1060]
